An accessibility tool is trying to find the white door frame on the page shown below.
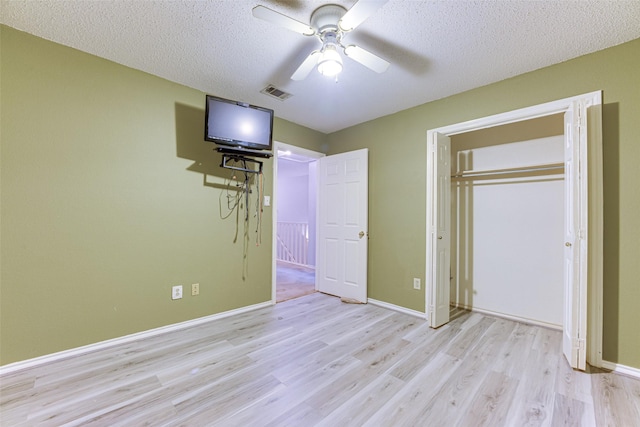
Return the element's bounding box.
[425,91,603,367]
[271,141,325,303]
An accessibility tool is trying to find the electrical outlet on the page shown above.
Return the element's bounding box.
[172,285,183,300]
[413,278,421,290]
[191,283,200,296]
[263,195,271,207]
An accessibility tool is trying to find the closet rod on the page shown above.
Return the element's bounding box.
[451,162,564,178]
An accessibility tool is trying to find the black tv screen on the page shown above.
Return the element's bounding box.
[204,95,274,152]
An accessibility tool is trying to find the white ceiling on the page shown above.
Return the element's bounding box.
[2,1,639,134]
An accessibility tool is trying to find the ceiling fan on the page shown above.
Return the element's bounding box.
[252,0,390,81]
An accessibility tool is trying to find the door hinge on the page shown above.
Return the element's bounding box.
[578,103,587,126]
[576,338,585,351]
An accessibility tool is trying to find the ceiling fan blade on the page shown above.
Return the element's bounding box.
[252,5,315,36]
[338,0,388,32]
[343,45,390,73]
[291,51,321,81]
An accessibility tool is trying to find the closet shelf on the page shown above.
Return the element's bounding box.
[451,162,564,179]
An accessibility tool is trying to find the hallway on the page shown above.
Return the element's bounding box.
[276,261,316,302]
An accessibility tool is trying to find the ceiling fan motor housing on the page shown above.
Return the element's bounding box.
[311,4,347,34]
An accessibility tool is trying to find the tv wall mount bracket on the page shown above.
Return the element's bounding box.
[219,153,263,174]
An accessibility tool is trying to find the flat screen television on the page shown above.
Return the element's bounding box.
[204,95,274,154]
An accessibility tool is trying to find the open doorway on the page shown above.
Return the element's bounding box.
[272,142,324,303]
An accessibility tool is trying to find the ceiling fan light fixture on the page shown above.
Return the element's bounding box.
[317,44,343,77]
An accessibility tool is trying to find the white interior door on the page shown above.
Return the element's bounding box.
[563,104,587,370]
[317,149,368,302]
[427,133,451,327]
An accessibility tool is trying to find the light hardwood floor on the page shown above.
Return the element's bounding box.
[276,261,316,303]
[1,292,639,426]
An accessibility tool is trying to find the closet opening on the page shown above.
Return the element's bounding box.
[449,114,565,329]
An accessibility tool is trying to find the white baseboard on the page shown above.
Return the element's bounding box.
[454,303,563,331]
[0,300,273,376]
[368,298,426,319]
[600,360,640,379]
[6,298,638,381]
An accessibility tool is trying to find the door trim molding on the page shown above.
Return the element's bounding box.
[425,91,603,367]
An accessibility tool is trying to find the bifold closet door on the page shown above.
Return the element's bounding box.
[427,132,451,328]
[563,104,587,371]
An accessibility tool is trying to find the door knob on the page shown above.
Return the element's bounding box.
[438,236,443,240]
[359,231,365,239]
[565,242,572,247]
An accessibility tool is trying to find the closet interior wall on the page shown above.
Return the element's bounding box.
[450,114,565,328]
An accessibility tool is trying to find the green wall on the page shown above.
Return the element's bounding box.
[327,38,640,369]
[0,26,325,365]
[2,24,639,370]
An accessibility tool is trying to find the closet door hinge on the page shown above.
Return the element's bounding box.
[577,102,587,127]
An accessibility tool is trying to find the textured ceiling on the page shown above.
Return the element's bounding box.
[2,1,640,134]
